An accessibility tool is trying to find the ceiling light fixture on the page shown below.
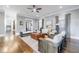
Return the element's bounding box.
[36,15,38,17]
[6,5,10,8]
[59,6,63,9]
[27,5,42,13]
[33,8,36,12]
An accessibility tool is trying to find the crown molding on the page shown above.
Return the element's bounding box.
[40,6,79,18]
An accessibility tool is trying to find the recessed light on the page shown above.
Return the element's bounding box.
[59,6,63,9]
[6,5,10,8]
[36,15,38,17]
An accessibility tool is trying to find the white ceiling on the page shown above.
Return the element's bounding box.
[0,5,79,19]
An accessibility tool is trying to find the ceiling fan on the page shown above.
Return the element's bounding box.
[27,5,42,13]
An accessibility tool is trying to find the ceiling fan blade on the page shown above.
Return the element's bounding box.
[36,10,39,13]
[33,5,35,8]
[32,11,33,12]
[36,8,42,10]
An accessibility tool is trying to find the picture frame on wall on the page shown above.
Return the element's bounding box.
[20,21,23,25]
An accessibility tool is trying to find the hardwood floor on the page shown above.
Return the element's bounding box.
[64,39,79,53]
[0,34,79,53]
[0,35,33,53]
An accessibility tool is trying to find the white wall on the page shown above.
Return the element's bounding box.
[59,14,65,32]
[16,16,33,34]
[70,9,79,39]
[44,16,56,29]
[42,9,79,40]
[0,12,4,36]
[43,14,65,33]
[17,16,28,34]
[33,19,39,31]
[5,10,17,35]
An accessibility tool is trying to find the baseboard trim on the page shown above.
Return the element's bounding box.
[70,36,79,40]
